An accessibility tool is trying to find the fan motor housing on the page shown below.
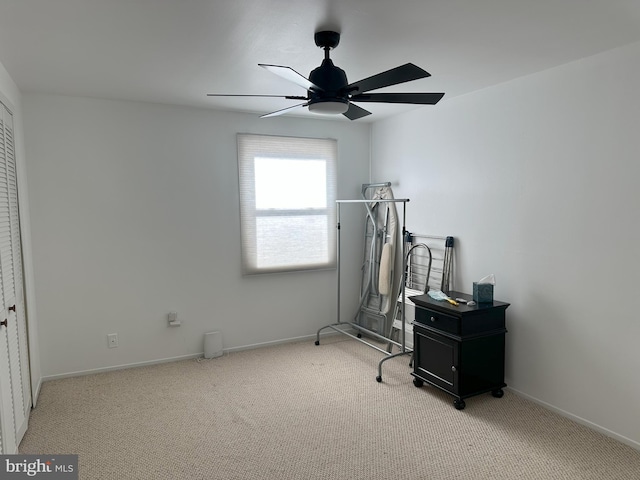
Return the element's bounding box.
[309,60,348,97]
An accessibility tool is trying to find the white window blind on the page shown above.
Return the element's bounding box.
[237,134,337,275]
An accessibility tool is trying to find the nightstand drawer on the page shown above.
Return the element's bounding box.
[415,307,460,335]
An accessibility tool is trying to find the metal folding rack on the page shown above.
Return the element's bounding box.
[315,184,411,382]
[386,233,455,353]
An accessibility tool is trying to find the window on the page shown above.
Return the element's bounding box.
[237,134,337,275]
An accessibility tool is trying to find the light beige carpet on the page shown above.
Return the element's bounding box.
[20,337,640,479]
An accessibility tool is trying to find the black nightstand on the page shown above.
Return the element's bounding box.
[410,291,510,410]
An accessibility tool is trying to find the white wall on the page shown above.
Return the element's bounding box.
[22,95,371,378]
[0,61,42,403]
[371,41,640,448]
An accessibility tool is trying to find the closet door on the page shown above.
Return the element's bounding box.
[0,102,30,454]
[0,304,15,454]
[7,106,31,439]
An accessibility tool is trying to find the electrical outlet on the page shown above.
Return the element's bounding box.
[107,333,118,348]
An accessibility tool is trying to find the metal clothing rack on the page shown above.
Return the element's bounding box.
[315,183,410,382]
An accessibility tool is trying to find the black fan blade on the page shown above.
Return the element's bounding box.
[350,92,445,105]
[343,103,372,121]
[260,102,309,118]
[207,94,308,100]
[259,64,323,92]
[346,63,431,94]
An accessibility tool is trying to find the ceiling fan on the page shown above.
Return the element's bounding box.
[207,31,445,121]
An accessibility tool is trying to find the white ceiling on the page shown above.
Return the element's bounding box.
[1,0,640,122]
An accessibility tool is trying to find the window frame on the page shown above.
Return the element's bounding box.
[237,133,338,275]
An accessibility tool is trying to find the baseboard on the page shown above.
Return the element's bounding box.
[507,386,640,452]
[223,331,342,354]
[40,331,342,382]
[32,377,43,407]
[41,352,204,382]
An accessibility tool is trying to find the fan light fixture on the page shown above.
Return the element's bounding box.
[308,100,349,115]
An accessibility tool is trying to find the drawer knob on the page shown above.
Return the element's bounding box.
[451,366,456,372]
[0,319,7,328]
[430,316,436,322]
